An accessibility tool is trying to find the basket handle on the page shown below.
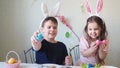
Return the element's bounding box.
[6,51,20,62]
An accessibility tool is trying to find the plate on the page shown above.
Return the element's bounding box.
[41,64,62,68]
[100,66,118,68]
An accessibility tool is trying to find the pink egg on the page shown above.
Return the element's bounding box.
[96,40,100,45]
[102,40,107,44]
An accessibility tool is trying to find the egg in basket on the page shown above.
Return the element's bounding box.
[5,51,21,68]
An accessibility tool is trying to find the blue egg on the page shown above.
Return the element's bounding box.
[36,33,43,41]
[88,64,93,68]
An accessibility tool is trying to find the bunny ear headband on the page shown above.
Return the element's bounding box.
[85,0,103,16]
[39,1,60,28]
[40,1,72,30]
[40,1,80,42]
[39,1,72,30]
[41,1,60,17]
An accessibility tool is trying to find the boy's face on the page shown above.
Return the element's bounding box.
[87,22,101,40]
[42,20,58,40]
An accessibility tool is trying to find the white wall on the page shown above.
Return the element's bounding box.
[0,0,120,67]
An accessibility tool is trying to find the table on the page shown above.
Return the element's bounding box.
[0,62,38,68]
[0,62,80,68]
[0,62,118,68]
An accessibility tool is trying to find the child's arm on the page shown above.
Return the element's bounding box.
[82,41,98,57]
[31,30,43,51]
[65,56,72,65]
[98,44,108,60]
[82,45,98,57]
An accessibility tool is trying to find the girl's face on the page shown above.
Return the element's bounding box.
[87,22,101,40]
[42,20,58,40]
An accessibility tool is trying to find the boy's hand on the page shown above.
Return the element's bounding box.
[31,30,43,51]
[65,56,72,65]
[31,30,40,45]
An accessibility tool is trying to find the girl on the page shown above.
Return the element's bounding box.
[76,16,108,66]
[31,16,72,65]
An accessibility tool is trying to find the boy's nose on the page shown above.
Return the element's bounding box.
[50,28,54,30]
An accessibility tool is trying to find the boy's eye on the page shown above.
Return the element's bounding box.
[47,26,57,29]
[48,26,51,29]
[53,26,57,29]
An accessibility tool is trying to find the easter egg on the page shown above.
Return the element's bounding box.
[102,40,107,44]
[8,58,17,64]
[65,32,70,38]
[88,64,93,68]
[96,40,100,45]
[36,33,43,41]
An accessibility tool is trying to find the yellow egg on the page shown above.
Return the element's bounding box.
[8,58,17,64]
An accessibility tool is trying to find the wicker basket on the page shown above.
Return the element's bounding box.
[5,51,21,68]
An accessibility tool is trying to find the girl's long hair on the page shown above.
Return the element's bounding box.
[84,16,108,42]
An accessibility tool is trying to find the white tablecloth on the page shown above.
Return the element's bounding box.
[0,62,38,68]
[0,62,80,68]
[1,62,118,68]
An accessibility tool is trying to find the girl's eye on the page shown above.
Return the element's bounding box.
[94,28,99,30]
[88,28,92,31]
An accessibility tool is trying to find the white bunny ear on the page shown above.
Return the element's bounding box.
[85,0,92,15]
[41,2,49,17]
[96,0,103,14]
[50,1,60,17]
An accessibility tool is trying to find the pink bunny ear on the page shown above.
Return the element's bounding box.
[50,1,60,17]
[85,0,92,14]
[57,16,72,29]
[41,2,49,17]
[57,15,80,42]
[96,0,103,14]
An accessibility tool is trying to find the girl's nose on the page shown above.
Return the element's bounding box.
[91,30,95,32]
[92,30,96,34]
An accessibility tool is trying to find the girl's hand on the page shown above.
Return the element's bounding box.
[98,44,108,60]
[65,56,72,66]
[82,41,99,57]
[99,44,108,52]
[90,42,99,53]
[99,44,106,49]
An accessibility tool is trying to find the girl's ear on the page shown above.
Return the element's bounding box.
[41,2,49,17]
[50,1,60,17]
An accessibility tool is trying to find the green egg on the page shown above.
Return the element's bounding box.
[65,32,70,38]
